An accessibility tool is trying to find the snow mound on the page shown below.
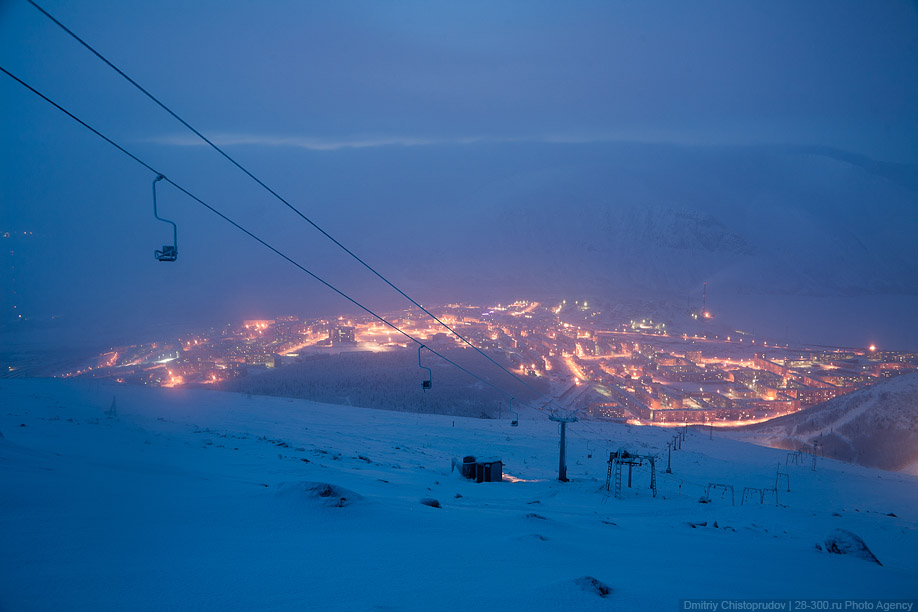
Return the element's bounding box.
[824,529,882,566]
[573,576,613,598]
[419,497,441,508]
[275,481,363,508]
[522,575,615,610]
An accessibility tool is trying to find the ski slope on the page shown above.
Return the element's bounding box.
[1,379,916,611]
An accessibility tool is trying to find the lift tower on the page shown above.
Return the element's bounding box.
[549,414,578,482]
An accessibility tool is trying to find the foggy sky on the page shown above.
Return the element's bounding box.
[2,0,917,350]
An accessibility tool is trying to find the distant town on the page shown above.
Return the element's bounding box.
[49,300,918,427]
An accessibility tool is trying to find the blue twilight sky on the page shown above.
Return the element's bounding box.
[1,0,917,349]
[5,1,917,157]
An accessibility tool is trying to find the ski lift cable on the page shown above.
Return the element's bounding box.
[25,0,563,410]
[560,416,607,440]
[566,427,616,452]
[573,418,605,436]
[0,64,508,404]
[0,64,549,414]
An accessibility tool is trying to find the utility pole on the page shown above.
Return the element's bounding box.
[549,414,578,482]
[666,441,672,473]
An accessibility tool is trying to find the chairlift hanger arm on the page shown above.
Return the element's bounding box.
[152,174,177,261]
[509,396,519,426]
[418,344,432,390]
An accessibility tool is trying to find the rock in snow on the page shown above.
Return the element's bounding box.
[824,529,882,565]
[276,481,362,508]
[420,497,441,508]
[574,576,612,598]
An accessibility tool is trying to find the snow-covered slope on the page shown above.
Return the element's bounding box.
[1,379,916,611]
[730,372,918,474]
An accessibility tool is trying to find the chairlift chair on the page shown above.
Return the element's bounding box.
[152,175,177,262]
[509,397,519,426]
[418,345,432,390]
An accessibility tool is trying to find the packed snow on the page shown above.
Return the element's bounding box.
[1,379,916,611]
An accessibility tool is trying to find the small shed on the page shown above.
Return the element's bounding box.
[476,459,503,483]
[460,456,477,479]
[452,456,503,483]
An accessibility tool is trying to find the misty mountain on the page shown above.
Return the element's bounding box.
[378,142,918,300]
[729,371,918,474]
[5,141,918,350]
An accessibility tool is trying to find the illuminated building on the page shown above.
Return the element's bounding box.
[332,326,355,344]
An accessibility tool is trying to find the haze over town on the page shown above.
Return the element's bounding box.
[3,0,918,355]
